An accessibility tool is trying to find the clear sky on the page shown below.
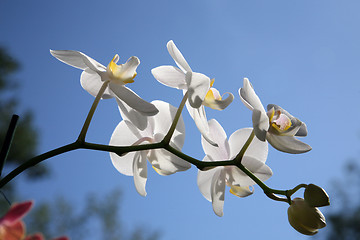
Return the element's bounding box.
[1,0,360,239]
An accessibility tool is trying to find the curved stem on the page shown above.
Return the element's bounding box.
[233,129,255,164]
[0,142,81,188]
[162,91,188,145]
[77,81,109,143]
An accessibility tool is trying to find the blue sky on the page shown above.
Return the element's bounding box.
[1,0,360,239]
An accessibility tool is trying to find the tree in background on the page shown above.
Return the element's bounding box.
[26,189,161,240]
[321,160,360,240]
[0,47,46,210]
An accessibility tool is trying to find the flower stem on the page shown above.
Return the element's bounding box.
[233,129,255,164]
[0,142,81,188]
[162,91,189,145]
[77,81,109,143]
[0,115,19,177]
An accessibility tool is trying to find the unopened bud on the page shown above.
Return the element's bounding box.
[287,198,326,235]
[304,184,330,207]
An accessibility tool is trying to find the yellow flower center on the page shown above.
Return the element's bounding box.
[107,54,136,84]
[268,108,292,132]
[203,79,223,109]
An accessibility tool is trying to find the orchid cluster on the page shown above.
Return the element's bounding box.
[0,40,329,236]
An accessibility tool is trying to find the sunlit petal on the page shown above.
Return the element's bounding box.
[230,157,272,186]
[50,50,106,72]
[229,185,254,198]
[211,168,226,217]
[228,128,268,163]
[167,40,192,73]
[116,98,148,131]
[147,149,191,175]
[239,78,265,112]
[185,72,210,108]
[151,66,187,89]
[133,151,148,196]
[197,156,220,201]
[109,84,159,116]
[109,121,140,176]
[266,133,312,154]
[80,69,113,99]
[201,119,230,160]
[204,92,234,110]
[252,109,270,141]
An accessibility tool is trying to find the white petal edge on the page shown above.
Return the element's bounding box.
[228,128,268,163]
[185,71,210,108]
[151,66,187,89]
[116,98,148,131]
[266,133,312,154]
[252,109,269,141]
[201,119,230,161]
[197,156,220,202]
[109,121,140,176]
[81,69,113,99]
[167,40,192,73]
[50,50,106,73]
[211,168,226,217]
[109,83,159,116]
[133,151,148,197]
[238,78,266,112]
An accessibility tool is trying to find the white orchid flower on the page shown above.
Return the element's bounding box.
[50,50,158,116]
[239,78,311,154]
[152,40,233,145]
[109,100,191,196]
[197,119,272,217]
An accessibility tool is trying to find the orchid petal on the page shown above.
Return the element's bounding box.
[148,148,191,175]
[0,201,33,225]
[211,168,226,217]
[115,56,140,80]
[204,92,234,110]
[151,66,187,89]
[229,185,254,198]
[185,71,210,108]
[191,105,217,146]
[228,128,268,163]
[80,69,113,99]
[1,221,25,240]
[239,78,266,112]
[167,40,192,73]
[116,98,148,131]
[25,233,44,240]
[197,156,220,201]
[201,119,230,160]
[109,83,159,116]
[150,101,185,146]
[266,133,312,154]
[50,50,106,72]
[296,122,308,137]
[252,109,270,141]
[229,157,272,186]
[109,121,140,176]
[133,151,148,197]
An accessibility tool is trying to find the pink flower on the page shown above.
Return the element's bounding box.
[0,201,33,240]
[25,233,69,240]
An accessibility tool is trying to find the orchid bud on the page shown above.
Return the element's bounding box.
[304,184,330,207]
[287,198,326,235]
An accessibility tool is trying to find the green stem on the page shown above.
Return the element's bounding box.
[77,81,109,143]
[0,115,19,177]
[233,129,255,163]
[162,91,189,145]
[0,142,80,188]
